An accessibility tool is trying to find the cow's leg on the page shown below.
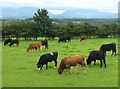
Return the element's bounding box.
[65,65,70,75]
[54,60,57,69]
[38,45,40,51]
[82,65,86,75]
[100,59,102,68]
[115,50,116,56]
[81,64,86,75]
[103,58,106,68]
[45,45,47,49]
[65,69,68,75]
[111,50,114,56]
[46,63,48,70]
[94,60,96,65]
[46,45,48,49]
[77,64,81,74]
[113,49,116,56]
[64,40,66,43]
[45,44,48,49]
[17,42,19,46]
[69,67,72,74]
[34,47,37,50]
[40,65,43,70]
[104,51,106,56]
[40,46,42,50]
[83,66,86,75]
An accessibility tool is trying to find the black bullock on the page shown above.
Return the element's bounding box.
[41,40,48,49]
[58,36,71,43]
[4,38,12,46]
[86,50,106,68]
[58,37,66,43]
[9,39,19,46]
[36,52,58,70]
[99,43,116,56]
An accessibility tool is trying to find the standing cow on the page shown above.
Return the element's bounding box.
[36,52,58,70]
[99,42,116,56]
[86,50,106,68]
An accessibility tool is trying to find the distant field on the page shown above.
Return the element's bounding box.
[2,38,118,87]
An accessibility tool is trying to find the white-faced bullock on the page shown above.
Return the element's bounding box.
[99,43,116,56]
[58,36,71,43]
[9,39,19,46]
[58,55,86,75]
[86,50,106,68]
[4,38,12,46]
[36,52,58,70]
[41,40,48,49]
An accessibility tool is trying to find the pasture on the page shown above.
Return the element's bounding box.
[2,38,118,87]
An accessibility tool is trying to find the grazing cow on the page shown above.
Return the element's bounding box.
[9,39,19,46]
[58,36,71,43]
[41,40,48,49]
[36,52,58,70]
[80,35,87,42]
[86,50,106,68]
[58,55,86,75]
[27,42,42,52]
[4,38,12,46]
[99,43,116,56]
[58,37,66,43]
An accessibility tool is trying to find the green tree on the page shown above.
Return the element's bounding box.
[33,9,52,38]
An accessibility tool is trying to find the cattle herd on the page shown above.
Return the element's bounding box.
[4,36,117,75]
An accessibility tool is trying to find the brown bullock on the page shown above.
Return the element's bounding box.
[58,55,86,75]
[27,42,42,52]
[80,36,87,42]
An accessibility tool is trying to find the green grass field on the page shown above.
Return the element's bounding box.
[2,38,118,87]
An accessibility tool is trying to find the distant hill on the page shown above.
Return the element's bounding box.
[2,6,118,19]
[58,9,117,18]
[2,7,38,19]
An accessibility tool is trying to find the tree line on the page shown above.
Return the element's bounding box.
[2,9,118,40]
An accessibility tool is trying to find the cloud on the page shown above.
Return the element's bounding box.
[48,9,65,15]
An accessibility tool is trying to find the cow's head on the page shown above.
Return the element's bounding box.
[36,64,41,70]
[58,68,63,74]
[58,59,66,74]
[86,58,92,65]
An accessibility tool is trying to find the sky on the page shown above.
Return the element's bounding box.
[0,0,119,14]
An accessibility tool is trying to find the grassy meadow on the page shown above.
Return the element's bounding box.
[2,38,118,87]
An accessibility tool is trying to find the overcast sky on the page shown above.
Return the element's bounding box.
[1,0,119,14]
